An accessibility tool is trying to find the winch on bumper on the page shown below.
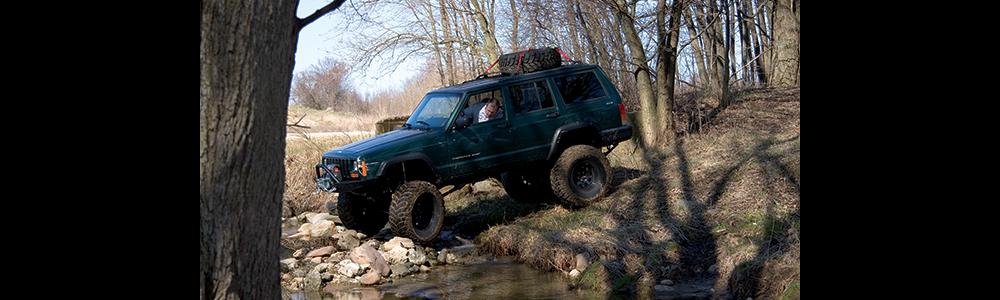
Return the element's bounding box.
[316,157,378,193]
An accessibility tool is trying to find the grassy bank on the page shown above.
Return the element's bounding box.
[478,87,800,299]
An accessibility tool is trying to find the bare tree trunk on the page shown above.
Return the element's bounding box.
[656,0,685,141]
[576,2,601,65]
[746,0,767,84]
[725,0,737,85]
[200,0,312,298]
[614,0,658,146]
[564,0,583,59]
[707,0,730,106]
[771,0,799,86]
[469,0,502,63]
[685,9,710,87]
[738,0,754,85]
[422,1,448,85]
[439,0,457,85]
[509,0,520,51]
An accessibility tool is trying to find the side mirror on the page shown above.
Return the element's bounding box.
[454,116,471,130]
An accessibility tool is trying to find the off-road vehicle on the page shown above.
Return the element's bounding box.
[316,48,632,243]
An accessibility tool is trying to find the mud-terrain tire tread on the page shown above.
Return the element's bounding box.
[389,181,445,243]
[549,145,612,208]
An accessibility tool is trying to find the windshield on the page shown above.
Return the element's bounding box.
[406,93,461,128]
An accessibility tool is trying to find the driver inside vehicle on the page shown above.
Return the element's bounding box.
[477,98,503,123]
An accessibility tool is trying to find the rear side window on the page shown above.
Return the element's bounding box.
[509,80,554,115]
[554,72,607,104]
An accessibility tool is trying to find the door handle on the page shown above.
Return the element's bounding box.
[546,111,560,118]
[495,122,510,128]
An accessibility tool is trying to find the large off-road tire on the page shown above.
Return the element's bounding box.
[500,169,553,203]
[335,193,389,235]
[498,48,562,75]
[389,181,445,243]
[550,145,612,208]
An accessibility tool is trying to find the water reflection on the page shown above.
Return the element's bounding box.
[287,257,604,299]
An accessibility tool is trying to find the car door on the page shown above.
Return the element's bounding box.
[506,79,563,163]
[442,88,513,177]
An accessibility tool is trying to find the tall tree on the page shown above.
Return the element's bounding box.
[468,0,502,63]
[656,0,686,140]
[612,0,658,146]
[745,0,767,84]
[771,0,799,86]
[439,0,458,85]
[200,0,345,298]
[508,0,520,50]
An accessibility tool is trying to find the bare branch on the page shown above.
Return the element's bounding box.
[298,0,348,30]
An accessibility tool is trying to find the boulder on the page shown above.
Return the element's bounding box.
[383,236,415,251]
[359,270,381,285]
[384,246,409,264]
[350,245,390,276]
[310,220,336,238]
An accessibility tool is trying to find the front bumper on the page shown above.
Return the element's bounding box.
[315,163,379,193]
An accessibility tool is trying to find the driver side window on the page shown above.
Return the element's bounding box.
[457,89,504,126]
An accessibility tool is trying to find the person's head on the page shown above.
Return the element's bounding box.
[482,98,499,116]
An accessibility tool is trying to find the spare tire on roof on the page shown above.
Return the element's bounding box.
[498,47,562,75]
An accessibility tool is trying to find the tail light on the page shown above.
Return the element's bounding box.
[618,103,627,125]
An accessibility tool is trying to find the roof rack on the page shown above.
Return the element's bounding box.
[461,47,583,84]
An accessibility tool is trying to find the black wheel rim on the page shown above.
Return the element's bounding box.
[412,193,435,231]
[569,158,604,198]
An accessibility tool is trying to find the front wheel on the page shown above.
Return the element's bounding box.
[336,193,389,235]
[388,181,445,243]
[549,145,611,208]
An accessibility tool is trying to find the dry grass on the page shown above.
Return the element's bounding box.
[478,87,800,299]
[288,105,394,133]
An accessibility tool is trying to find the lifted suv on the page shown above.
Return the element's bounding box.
[316,48,632,243]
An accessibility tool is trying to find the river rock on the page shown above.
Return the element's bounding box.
[350,245,390,276]
[306,246,336,258]
[310,220,336,238]
[336,259,362,277]
[359,270,381,285]
[335,232,361,250]
[292,248,306,259]
[408,248,428,265]
[660,279,674,286]
[307,212,335,224]
[420,265,431,272]
[304,271,323,290]
[569,269,581,278]
[390,263,413,277]
[385,246,409,264]
[383,236,415,250]
[280,258,297,272]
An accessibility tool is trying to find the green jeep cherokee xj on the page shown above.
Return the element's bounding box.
[316,48,632,243]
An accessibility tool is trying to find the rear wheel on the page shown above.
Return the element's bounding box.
[335,193,389,235]
[388,181,445,243]
[550,145,611,207]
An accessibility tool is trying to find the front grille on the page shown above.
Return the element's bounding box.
[323,157,355,180]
